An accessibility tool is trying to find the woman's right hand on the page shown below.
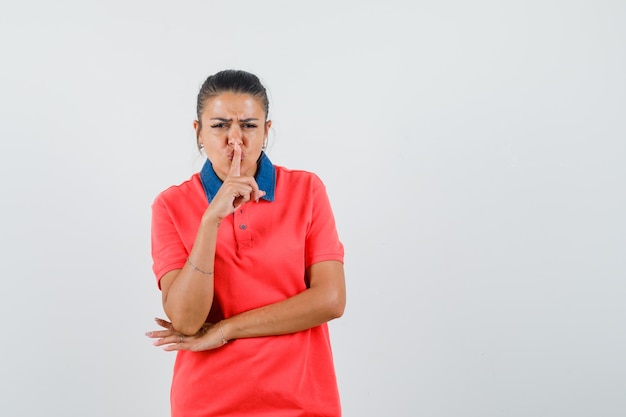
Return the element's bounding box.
[204,143,265,223]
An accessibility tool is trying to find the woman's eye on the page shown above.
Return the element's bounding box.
[242,123,257,129]
[211,123,227,129]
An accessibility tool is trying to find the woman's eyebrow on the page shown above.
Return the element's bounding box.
[210,118,259,122]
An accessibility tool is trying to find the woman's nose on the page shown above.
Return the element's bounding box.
[227,125,243,145]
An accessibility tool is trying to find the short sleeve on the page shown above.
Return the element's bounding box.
[151,197,187,288]
[305,175,344,267]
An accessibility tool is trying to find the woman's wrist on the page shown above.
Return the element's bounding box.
[200,211,223,229]
[217,321,228,345]
[219,319,234,343]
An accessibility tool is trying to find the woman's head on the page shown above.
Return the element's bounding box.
[194,70,272,180]
[196,70,269,127]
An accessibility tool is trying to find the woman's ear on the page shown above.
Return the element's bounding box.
[193,120,203,151]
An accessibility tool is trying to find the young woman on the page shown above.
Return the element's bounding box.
[146,70,346,416]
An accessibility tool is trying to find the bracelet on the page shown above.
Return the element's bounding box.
[186,258,213,275]
[218,321,228,345]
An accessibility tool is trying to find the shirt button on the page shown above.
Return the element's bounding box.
[239,224,247,230]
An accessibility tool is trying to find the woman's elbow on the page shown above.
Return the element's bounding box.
[325,289,346,320]
[174,323,202,336]
[172,319,204,336]
[166,310,206,336]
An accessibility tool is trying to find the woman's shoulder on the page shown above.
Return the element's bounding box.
[274,165,323,184]
[273,165,328,199]
[153,173,203,205]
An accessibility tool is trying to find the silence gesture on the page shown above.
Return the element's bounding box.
[205,143,265,223]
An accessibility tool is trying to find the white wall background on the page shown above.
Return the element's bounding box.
[1,1,624,416]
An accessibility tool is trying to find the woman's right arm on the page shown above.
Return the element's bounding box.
[159,144,263,335]
[159,213,220,336]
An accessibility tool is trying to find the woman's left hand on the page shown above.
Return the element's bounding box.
[146,317,227,352]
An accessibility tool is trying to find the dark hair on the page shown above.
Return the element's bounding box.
[196,69,269,124]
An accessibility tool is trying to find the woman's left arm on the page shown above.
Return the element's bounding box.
[225,260,346,338]
[149,260,345,351]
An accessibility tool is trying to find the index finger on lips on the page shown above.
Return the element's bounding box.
[228,144,242,177]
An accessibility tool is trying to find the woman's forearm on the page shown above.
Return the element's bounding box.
[162,216,220,335]
[220,261,345,341]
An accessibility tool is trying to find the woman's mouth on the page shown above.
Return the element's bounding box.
[228,153,244,161]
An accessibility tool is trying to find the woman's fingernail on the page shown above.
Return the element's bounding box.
[145,332,152,337]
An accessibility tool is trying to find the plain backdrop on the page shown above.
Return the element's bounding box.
[1,1,625,416]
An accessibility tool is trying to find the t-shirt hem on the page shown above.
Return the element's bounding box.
[306,253,344,269]
[154,261,186,289]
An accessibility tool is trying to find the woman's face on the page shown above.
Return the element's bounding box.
[195,92,271,180]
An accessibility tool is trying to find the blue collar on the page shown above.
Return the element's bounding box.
[199,152,276,203]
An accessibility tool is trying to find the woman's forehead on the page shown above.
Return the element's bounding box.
[203,92,265,116]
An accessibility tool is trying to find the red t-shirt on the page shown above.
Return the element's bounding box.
[151,161,344,416]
